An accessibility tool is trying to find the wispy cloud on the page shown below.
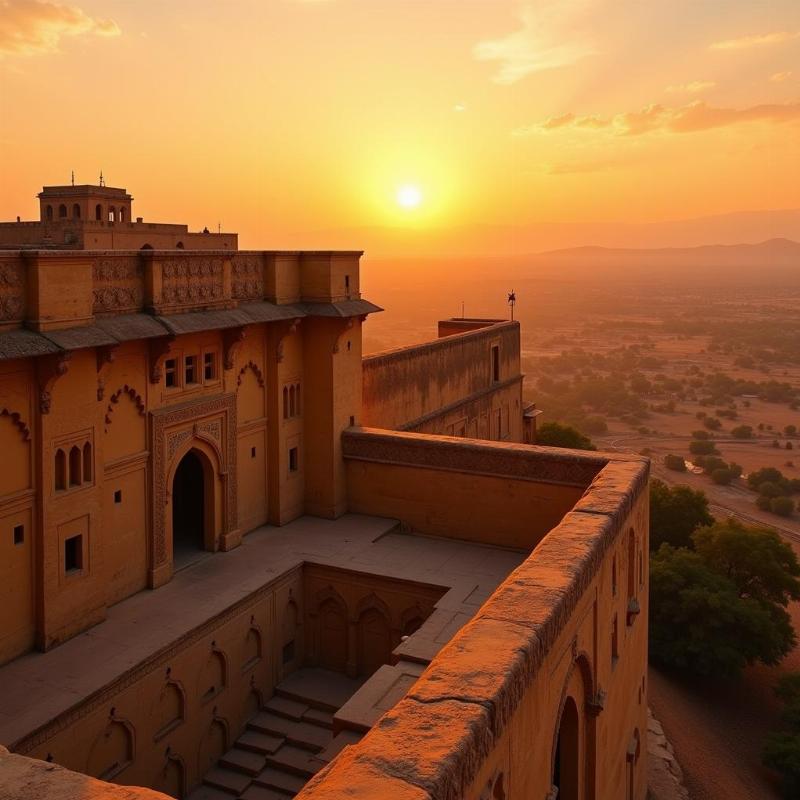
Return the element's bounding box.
[515,100,800,137]
[770,71,793,82]
[473,2,597,84]
[710,30,800,51]
[665,80,716,94]
[0,0,119,57]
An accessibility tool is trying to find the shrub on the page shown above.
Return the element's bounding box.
[536,422,596,451]
[759,481,784,499]
[664,454,687,472]
[712,468,734,485]
[772,497,795,517]
[704,417,722,431]
[731,425,754,439]
[692,430,711,440]
[689,439,718,456]
[757,495,773,511]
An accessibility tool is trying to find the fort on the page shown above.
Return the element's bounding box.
[0,183,649,800]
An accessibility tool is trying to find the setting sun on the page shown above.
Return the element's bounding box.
[396,184,422,209]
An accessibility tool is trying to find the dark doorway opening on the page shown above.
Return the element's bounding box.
[553,696,580,800]
[172,451,206,568]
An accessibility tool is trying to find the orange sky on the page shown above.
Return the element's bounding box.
[0,0,798,252]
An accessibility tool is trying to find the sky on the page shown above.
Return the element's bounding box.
[0,0,798,252]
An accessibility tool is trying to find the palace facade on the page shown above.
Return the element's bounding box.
[0,184,648,800]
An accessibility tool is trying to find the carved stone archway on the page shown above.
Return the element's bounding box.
[150,394,238,588]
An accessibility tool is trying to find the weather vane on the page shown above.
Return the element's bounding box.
[507,290,516,321]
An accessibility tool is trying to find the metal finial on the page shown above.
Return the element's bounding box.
[99,170,104,187]
[507,290,516,321]
[71,170,74,186]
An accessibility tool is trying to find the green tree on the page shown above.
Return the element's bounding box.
[711,468,734,485]
[650,546,794,678]
[731,425,754,439]
[764,673,800,798]
[536,422,596,451]
[772,496,796,517]
[663,454,687,472]
[649,479,713,551]
[689,439,718,455]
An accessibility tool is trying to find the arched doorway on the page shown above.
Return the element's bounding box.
[172,450,206,568]
[553,696,580,800]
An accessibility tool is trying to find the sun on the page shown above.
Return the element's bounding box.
[396,184,422,209]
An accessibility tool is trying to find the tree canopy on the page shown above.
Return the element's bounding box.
[536,422,596,451]
[649,479,713,551]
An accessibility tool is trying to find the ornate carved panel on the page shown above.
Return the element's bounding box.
[92,257,143,313]
[150,394,238,566]
[0,261,25,321]
[161,257,224,305]
[231,254,264,300]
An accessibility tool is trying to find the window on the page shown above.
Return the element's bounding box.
[13,525,24,546]
[491,345,500,383]
[46,205,53,220]
[203,351,217,382]
[82,443,92,483]
[611,614,619,667]
[108,207,116,223]
[119,207,126,222]
[284,383,302,419]
[55,449,66,491]
[64,534,83,574]
[289,447,299,472]
[58,204,67,218]
[114,490,122,504]
[165,358,178,388]
[289,385,295,417]
[72,203,81,219]
[95,204,102,221]
[184,355,198,385]
[69,445,82,487]
[344,274,350,294]
[251,446,256,459]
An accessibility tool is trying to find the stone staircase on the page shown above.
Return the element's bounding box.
[187,669,364,800]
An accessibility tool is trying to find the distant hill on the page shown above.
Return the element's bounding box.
[525,238,800,279]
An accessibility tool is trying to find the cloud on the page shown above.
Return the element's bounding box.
[770,71,793,82]
[0,0,119,57]
[665,80,716,94]
[710,30,800,51]
[514,100,800,137]
[473,2,597,84]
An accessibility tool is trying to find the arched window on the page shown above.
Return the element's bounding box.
[140,243,153,250]
[55,449,66,491]
[95,204,102,221]
[283,386,289,419]
[175,241,184,249]
[69,445,82,487]
[295,383,301,415]
[627,530,636,600]
[46,205,53,220]
[72,203,81,219]
[108,207,116,223]
[289,385,296,417]
[553,697,579,800]
[82,442,92,483]
[58,204,67,218]
[118,207,125,222]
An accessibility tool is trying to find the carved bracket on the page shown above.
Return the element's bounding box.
[96,344,118,401]
[587,687,607,717]
[223,327,247,371]
[149,336,175,384]
[275,318,302,363]
[37,351,71,414]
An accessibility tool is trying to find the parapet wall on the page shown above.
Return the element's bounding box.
[343,428,599,550]
[361,321,522,439]
[309,432,651,799]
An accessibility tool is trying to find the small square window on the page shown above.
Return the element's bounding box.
[114,490,122,504]
[165,358,178,388]
[251,446,256,459]
[64,534,83,574]
[13,525,24,546]
[203,351,217,381]
[185,355,198,385]
[289,447,299,472]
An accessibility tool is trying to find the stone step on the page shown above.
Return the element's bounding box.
[219,746,267,776]
[185,785,235,800]
[265,744,324,778]
[240,785,293,800]
[317,729,363,764]
[249,711,331,752]
[203,766,252,796]
[237,729,286,755]
[275,668,362,713]
[263,695,309,721]
[302,707,334,730]
[254,765,308,794]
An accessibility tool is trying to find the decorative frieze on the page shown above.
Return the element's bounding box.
[0,262,25,321]
[231,255,263,301]
[92,257,143,313]
[161,257,224,305]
